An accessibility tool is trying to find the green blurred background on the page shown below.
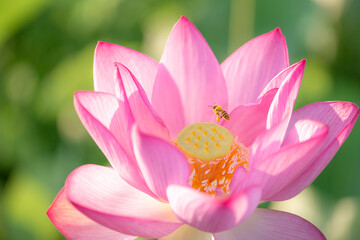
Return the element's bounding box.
[0,0,359,239]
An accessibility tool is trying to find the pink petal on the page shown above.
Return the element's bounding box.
[47,188,135,240]
[160,16,228,124]
[94,41,158,99]
[160,225,213,240]
[246,60,306,163]
[221,28,289,110]
[115,63,170,140]
[151,64,186,139]
[266,60,306,139]
[131,126,190,201]
[231,119,328,198]
[223,88,277,147]
[74,91,153,196]
[286,102,359,150]
[213,208,325,240]
[167,185,261,233]
[269,101,359,200]
[66,165,182,239]
[74,90,134,158]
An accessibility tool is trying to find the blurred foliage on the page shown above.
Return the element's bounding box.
[0,0,359,239]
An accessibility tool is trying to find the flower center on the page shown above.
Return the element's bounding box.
[176,122,249,195]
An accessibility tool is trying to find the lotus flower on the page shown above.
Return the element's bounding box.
[47,16,359,240]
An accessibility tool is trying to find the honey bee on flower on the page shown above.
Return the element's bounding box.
[211,104,230,122]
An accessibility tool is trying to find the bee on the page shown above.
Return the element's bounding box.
[210,104,230,122]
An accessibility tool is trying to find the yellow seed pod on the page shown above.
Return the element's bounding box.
[176,122,233,161]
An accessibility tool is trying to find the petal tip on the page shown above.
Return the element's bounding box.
[270,27,284,38]
[73,90,87,103]
[291,59,306,70]
[269,27,289,67]
[295,59,306,69]
[96,41,113,48]
[95,41,112,54]
[96,41,105,46]
[178,15,190,23]
[174,15,195,31]
[73,90,97,105]
[179,15,189,21]
[73,91,80,98]
[46,204,54,219]
[354,103,360,112]
[274,27,281,33]
[47,188,66,222]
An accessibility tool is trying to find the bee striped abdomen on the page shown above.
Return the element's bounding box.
[220,111,230,120]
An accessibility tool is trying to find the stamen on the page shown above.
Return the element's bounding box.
[186,141,249,195]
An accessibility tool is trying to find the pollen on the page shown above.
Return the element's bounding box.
[176,122,249,195]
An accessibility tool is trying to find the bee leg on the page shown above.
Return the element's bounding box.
[216,116,220,122]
